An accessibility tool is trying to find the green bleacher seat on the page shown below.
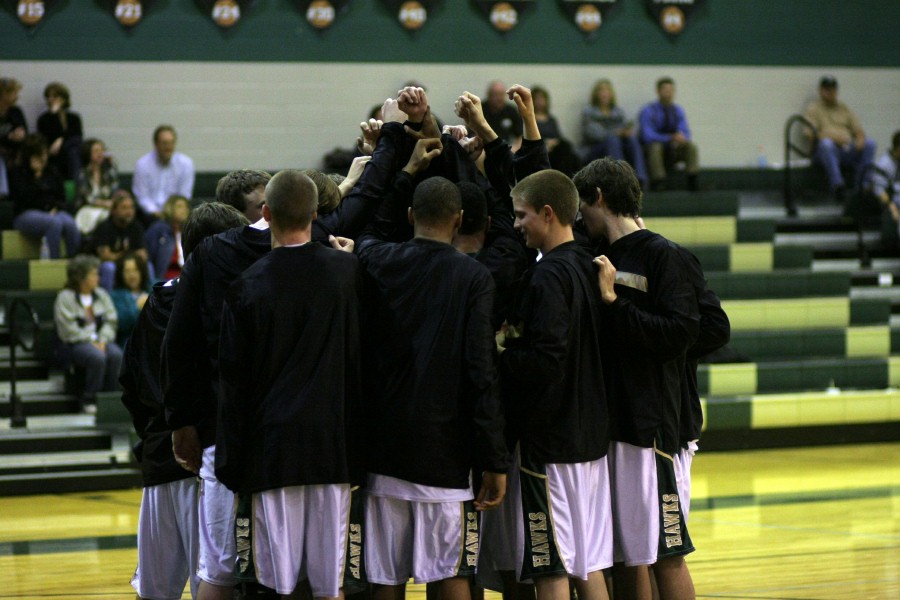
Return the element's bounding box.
[0,260,29,290]
[706,271,850,300]
[727,326,895,361]
[1,290,58,321]
[641,191,739,217]
[701,388,900,432]
[28,260,67,291]
[721,297,891,331]
[1,230,41,260]
[688,244,814,273]
[643,216,775,245]
[698,357,894,396]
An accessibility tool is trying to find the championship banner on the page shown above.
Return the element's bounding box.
[195,0,259,29]
[97,0,158,29]
[4,0,60,29]
[298,0,352,31]
[473,1,536,33]
[381,1,442,32]
[646,0,704,38]
[558,0,620,36]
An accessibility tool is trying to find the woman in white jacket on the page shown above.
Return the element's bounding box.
[54,254,122,413]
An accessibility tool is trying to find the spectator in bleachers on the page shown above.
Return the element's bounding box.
[9,134,80,258]
[871,130,900,232]
[639,76,700,191]
[144,194,191,281]
[132,125,194,223]
[531,85,581,176]
[0,77,27,198]
[54,254,122,413]
[805,76,877,202]
[109,251,151,346]
[92,190,147,290]
[74,138,119,234]
[580,79,648,187]
[37,82,83,180]
[484,80,523,150]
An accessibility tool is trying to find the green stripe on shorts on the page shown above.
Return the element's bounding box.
[234,492,259,584]
[456,500,479,578]
[654,451,695,560]
[344,487,367,593]
[519,452,566,579]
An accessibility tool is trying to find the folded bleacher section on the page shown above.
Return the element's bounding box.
[643,191,900,451]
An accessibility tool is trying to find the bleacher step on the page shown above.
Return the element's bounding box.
[0,430,113,455]
[0,449,133,476]
[0,393,81,418]
[0,468,142,496]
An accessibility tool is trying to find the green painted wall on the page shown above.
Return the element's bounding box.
[1,1,898,66]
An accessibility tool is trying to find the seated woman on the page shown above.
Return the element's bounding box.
[144,194,190,282]
[109,252,150,346]
[37,82,83,180]
[54,254,122,413]
[532,85,581,176]
[580,79,648,187]
[74,138,119,234]
[9,134,80,258]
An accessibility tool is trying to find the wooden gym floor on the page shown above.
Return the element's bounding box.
[1,442,898,599]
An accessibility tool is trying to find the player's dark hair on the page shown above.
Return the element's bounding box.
[573,158,642,218]
[181,202,249,258]
[457,181,488,235]
[216,170,271,214]
[412,176,461,227]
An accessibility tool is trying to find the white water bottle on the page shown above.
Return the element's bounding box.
[39,236,50,260]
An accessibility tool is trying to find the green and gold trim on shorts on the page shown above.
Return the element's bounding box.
[654,444,695,559]
[234,492,259,584]
[343,486,368,593]
[455,500,479,578]
[518,450,567,579]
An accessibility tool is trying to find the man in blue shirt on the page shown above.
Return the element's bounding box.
[639,77,699,191]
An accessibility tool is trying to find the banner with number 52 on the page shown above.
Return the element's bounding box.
[472,0,536,34]
[297,0,352,31]
[646,0,705,39]
[195,0,259,29]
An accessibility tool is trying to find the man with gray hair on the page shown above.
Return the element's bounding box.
[216,170,363,600]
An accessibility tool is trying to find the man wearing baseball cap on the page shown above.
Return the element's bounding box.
[804,75,876,202]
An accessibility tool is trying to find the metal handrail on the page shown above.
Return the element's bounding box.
[854,163,893,268]
[5,298,40,428]
[783,114,818,216]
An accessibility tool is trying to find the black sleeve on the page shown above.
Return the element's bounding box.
[161,252,209,430]
[312,121,410,242]
[690,286,730,359]
[483,138,551,194]
[465,274,510,474]
[37,112,59,141]
[607,249,700,361]
[500,268,570,385]
[214,285,250,492]
[68,113,83,138]
[119,335,156,444]
[359,170,415,244]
